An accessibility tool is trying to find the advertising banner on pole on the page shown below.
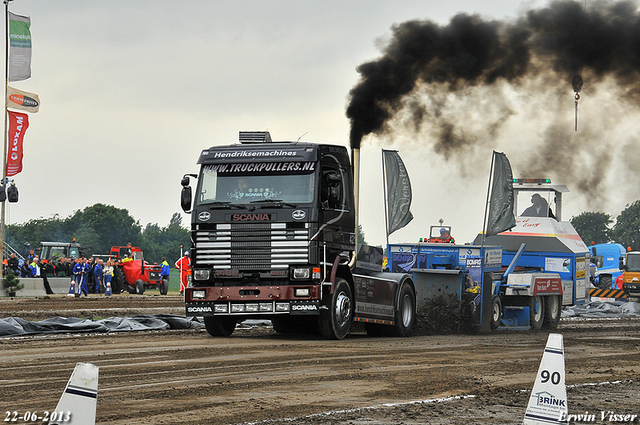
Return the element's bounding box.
[8,12,32,82]
[7,86,40,113]
[383,150,413,235]
[6,111,29,177]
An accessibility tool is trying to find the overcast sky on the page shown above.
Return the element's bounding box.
[4,0,638,248]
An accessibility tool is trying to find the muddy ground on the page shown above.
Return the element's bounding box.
[0,295,639,425]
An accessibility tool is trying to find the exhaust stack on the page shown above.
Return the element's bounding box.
[349,147,360,268]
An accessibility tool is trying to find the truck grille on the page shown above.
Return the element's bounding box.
[194,223,309,270]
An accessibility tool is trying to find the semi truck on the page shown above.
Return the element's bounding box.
[588,243,625,289]
[179,131,480,339]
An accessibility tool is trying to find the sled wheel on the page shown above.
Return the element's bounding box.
[490,296,502,330]
[543,295,562,329]
[319,278,353,340]
[391,283,416,337]
[529,295,545,331]
[204,316,237,337]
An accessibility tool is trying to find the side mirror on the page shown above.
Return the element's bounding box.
[181,176,190,187]
[181,186,192,212]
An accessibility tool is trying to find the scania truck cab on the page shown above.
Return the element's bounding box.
[180,131,364,339]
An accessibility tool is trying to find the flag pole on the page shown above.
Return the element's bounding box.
[1,0,12,262]
[381,149,390,246]
[481,151,496,247]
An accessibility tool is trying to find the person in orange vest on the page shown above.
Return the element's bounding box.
[175,251,191,295]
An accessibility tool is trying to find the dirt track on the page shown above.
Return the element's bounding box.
[0,295,639,425]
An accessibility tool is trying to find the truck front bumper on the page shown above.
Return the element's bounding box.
[185,285,321,317]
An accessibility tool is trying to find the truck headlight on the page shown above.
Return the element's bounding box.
[292,267,310,279]
[192,290,206,299]
[194,269,211,280]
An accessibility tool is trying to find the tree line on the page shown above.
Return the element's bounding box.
[570,200,640,250]
[6,203,190,264]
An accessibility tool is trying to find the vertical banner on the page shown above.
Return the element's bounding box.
[383,150,413,235]
[8,12,32,82]
[486,151,516,235]
[6,111,29,177]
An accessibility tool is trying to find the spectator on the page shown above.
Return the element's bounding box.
[73,258,90,297]
[7,253,19,275]
[31,258,54,295]
[161,256,170,291]
[103,260,114,293]
[87,257,95,293]
[20,259,30,278]
[94,259,104,294]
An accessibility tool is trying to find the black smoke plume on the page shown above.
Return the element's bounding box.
[346,1,640,209]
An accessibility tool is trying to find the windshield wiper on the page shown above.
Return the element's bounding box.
[200,201,244,209]
[249,199,298,208]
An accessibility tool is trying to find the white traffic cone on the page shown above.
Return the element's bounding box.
[105,280,112,297]
[67,279,76,296]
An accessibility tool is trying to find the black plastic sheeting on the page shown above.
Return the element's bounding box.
[0,314,203,337]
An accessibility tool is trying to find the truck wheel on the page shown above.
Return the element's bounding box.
[160,279,169,295]
[598,275,613,289]
[126,284,136,294]
[136,279,145,295]
[543,295,562,329]
[204,316,237,337]
[319,278,353,340]
[391,283,416,337]
[490,296,502,330]
[529,296,544,331]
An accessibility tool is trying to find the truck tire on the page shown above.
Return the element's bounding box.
[391,283,415,337]
[160,279,169,295]
[529,295,544,331]
[543,295,562,329]
[136,279,145,295]
[319,278,353,340]
[490,296,502,330]
[204,316,237,337]
[598,275,613,289]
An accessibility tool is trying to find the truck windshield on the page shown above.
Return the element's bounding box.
[196,165,316,206]
[627,253,640,272]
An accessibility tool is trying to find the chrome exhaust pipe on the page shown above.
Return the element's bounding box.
[349,147,360,269]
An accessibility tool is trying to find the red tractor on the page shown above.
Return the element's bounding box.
[110,246,168,295]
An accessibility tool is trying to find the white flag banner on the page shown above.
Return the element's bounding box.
[7,86,40,113]
[8,12,32,82]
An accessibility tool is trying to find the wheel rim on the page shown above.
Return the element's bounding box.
[401,294,412,327]
[335,291,352,325]
[533,296,543,322]
[492,301,500,322]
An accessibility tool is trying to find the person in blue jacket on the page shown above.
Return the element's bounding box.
[73,258,90,296]
[94,259,104,294]
[161,257,170,281]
